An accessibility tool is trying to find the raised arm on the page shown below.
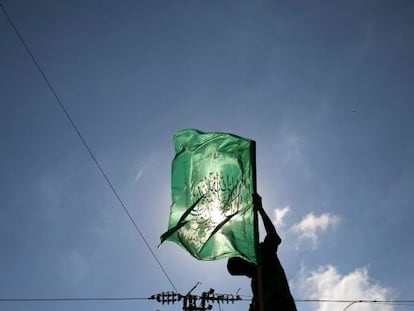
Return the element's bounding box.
[254,193,281,248]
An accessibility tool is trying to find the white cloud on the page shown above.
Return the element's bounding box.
[292,213,340,248]
[273,206,291,227]
[299,265,394,311]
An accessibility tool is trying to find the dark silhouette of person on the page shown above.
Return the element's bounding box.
[227,194,297,311]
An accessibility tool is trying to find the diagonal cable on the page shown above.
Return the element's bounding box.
[0,1,177,292]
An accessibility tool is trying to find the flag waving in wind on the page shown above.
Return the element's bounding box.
[160,129,258,263]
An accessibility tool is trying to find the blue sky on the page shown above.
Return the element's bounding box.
[1,1,413,311]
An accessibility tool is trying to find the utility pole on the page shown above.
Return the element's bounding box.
[150,288,241,311]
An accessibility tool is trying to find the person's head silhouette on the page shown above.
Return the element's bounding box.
[227,256,256,278]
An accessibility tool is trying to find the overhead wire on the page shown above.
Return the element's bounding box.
[0,297,149,302]
[0,1,177,292]
[294,299,414,304]
[1,297,414,307]
[343,300,358,311]
[294,299,414,310]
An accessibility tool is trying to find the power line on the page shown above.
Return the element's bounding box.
[0,297,149,302]
[296,299,414,304]
[343,301,358,311]
[0,1,177,293]
[295,299,414,310]
[237,295,414,305]
[1,297,413,305]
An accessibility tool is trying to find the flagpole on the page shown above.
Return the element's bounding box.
[250,141,264,311]
[257,265,265,311]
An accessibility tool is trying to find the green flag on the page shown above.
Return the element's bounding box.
[160,129,257,263]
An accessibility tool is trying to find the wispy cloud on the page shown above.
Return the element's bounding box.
[59,250,90,284]
[273,206,291,227]
[292,213,340,249]
[134,166,145,183]
[298,265,394,311]
[275,129,312,179]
